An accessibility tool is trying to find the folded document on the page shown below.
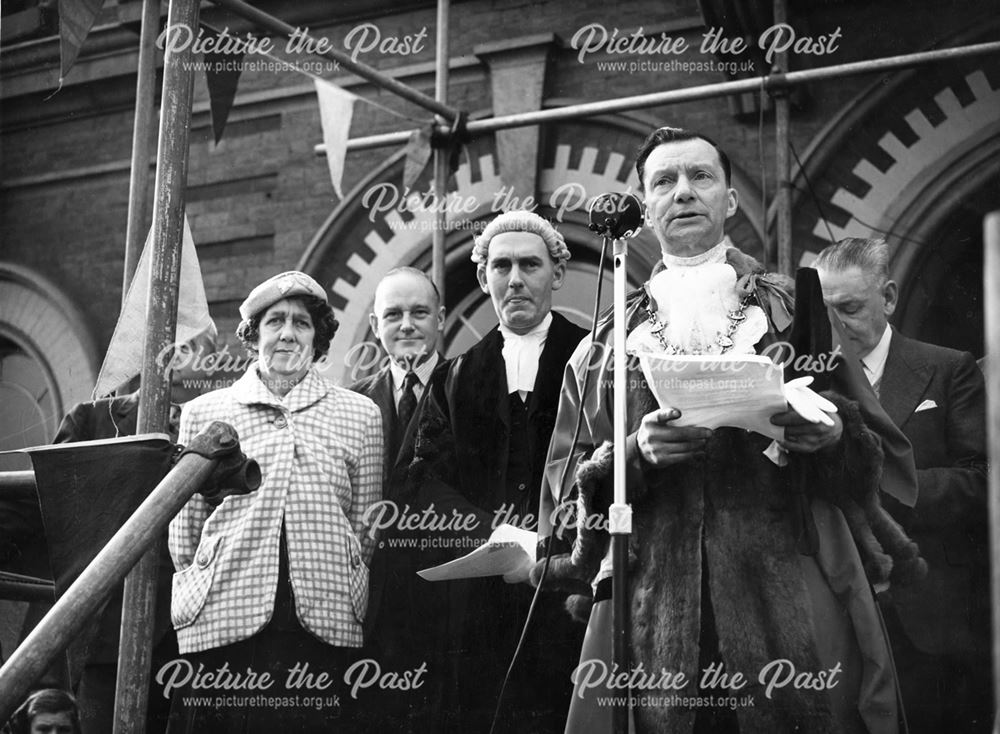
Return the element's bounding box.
[417,524,537,581]
[637,352,787,441]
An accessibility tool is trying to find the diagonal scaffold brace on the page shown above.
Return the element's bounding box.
[0,422,261,725]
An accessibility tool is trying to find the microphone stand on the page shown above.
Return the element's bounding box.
[610,232,632,734]
[589,192,641,734]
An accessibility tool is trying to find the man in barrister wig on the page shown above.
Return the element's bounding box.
[406,210,587,733]
[538,127,923,734]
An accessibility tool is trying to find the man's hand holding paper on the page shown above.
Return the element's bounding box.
[636,353,840,461]
[637,408,713,467]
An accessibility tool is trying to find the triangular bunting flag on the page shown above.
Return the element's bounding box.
[94,217,213,398]
[314,79,356,199]
[202,26,245,144]
[58,0,105,82]
[446,111,469,177]
[402,126,433,190]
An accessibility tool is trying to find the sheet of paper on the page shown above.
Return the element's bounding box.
[636,352,787,441]
[417,524,537,582]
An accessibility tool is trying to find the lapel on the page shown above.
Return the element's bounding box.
[879,332,934,428]
[473,327,510,430]
[527,312,575,417]
[370,366,397,440]
[231,364,329,412]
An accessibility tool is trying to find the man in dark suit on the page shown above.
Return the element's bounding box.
[350,266,445,493]
[348,266,444,731]
[406,211,588,734]
[816,237,990,733]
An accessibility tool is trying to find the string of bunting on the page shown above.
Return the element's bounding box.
[196,23,458,199]
[55,1,468,198]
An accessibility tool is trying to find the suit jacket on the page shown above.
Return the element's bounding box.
[349,359,433,640]
[879,331,989,656]
[350,360,429,491]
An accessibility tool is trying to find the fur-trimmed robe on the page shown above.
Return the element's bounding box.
[537,247,921,734]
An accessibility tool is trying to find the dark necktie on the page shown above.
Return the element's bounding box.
[862,361,881,399]
[396,371,419,433]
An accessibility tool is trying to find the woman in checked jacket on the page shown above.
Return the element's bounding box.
[166,271,383,734]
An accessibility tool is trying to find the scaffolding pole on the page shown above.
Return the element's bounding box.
[207,0,459,122]
[985,211,1000,731]
[432,0,449,301]
[0,425,258,725]
[773,0,792,276]
[314,40,1000,152]
[113,0,202,729]
[121,0,160,300]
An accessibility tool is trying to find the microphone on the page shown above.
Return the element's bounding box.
[588,192,644,239]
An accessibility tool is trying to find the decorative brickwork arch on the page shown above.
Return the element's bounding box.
[789,23,1000,353]
[0,263,99,456]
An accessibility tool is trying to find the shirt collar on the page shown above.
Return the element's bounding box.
[389,351,439,391]
[660,236,732,269]
[861,324,893,386]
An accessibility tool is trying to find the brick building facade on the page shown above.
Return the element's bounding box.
[1,0,997,450]
[1,0,999,702]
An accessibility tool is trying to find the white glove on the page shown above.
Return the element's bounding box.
[783,376,837,426]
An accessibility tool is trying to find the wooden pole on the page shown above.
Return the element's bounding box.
[984,211,1000,730]
[773,0,792,277]
[121,0,160,302]
[327,41,1000,152]
[432,0,449,303]
[114,0,201,729]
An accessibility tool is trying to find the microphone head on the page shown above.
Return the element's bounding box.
[588,192,644,239]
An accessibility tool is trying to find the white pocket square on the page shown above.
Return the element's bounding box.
[915,399,938,412]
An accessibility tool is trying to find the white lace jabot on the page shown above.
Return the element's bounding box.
[629,239,767,355]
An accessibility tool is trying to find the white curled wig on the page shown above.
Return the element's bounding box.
[471,210,571,266]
